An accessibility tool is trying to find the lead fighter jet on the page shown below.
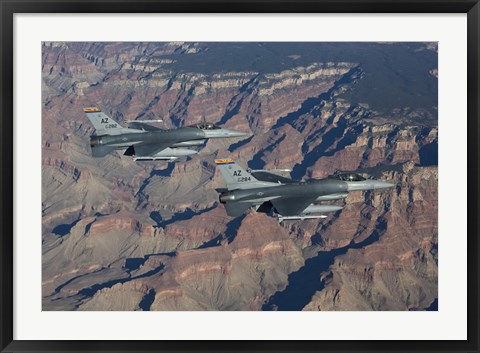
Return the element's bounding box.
[84,107,247,161]
[215,159,394,222]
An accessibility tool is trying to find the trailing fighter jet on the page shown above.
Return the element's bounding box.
[83,107,247,161]
[214,159,394,222]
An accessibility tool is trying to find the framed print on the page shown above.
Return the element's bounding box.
[1,1,479,352]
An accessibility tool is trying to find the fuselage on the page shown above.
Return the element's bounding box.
[215,158,394,220]
[220,179,349,203]
[220,177,393,203]
[90,127,206,149]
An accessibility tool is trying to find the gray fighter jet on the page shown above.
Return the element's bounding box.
[215,159,394,222]
[84,107,247,161]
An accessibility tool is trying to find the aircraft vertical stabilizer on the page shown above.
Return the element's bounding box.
[84,107,128,136]
[215,159,277,190]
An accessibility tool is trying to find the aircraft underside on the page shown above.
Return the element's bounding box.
[122,145,198,161]
[252,200,344,223]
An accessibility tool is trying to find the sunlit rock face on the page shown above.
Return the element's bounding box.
[42,42,437,311]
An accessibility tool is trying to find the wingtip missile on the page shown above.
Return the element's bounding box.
[277,215,328,223]
[126,119,163,124]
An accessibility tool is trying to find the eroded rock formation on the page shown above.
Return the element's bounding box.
[42,42,438,311]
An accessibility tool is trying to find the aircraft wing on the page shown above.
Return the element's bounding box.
[270,196,319,216]
[250,171,293,184]
[134,142,174,157]
[127,121,163,132]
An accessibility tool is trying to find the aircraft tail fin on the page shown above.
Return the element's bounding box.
[83,107,127,136]
[215,159,277,190]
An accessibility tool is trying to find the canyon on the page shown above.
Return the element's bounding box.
[42,42,438,311]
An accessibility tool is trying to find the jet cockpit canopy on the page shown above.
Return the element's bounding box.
[192,122,221,130]
[330,173,367,182]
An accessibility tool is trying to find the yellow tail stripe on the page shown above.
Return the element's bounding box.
[83,107,101,113]
[215,159,235,165]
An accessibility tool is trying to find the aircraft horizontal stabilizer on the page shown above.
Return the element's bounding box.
[224,201,252,217]
[91,145,116,158]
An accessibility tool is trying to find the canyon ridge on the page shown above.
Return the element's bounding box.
[42,42,438,311]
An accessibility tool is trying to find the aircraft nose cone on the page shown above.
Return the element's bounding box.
[202,128,248,139]
[346,180,395,191]
[223,129,248,137]
[373,181,395,190]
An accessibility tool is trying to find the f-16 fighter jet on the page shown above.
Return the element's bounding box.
[215,159,394,222]
[84,107,247,161]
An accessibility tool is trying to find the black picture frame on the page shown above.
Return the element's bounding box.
[1,1,478,352]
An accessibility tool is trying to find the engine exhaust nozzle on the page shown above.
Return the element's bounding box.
[219,192,236,203]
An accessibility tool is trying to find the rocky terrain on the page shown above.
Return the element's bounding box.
[42,42,438,311]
